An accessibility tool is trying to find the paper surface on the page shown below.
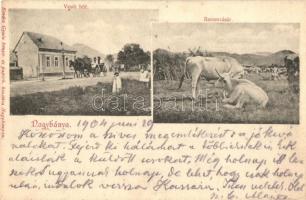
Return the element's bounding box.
[0,1,305,199]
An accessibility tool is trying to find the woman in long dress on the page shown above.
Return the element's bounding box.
[139,68,150,88]
[112,71,122,93]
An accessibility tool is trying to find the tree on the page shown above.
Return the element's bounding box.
[105,54,114,63]
[117,43,150,71]
[153,49,187,81]
[81,55,91,65]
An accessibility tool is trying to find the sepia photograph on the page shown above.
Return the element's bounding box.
[153,23,300,123]
[2,1,306,200]
[9,9,157,115]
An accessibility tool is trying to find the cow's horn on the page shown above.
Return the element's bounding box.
[228,64,232,72]
[215,68,223,78]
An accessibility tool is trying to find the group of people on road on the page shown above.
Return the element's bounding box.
[91,56,107,77]
[112,66,151,94]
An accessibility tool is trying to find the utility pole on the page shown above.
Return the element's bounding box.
[61,42,66,79]
[36,52,44,81]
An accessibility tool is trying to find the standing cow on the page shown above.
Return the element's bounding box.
[178,56,244,99]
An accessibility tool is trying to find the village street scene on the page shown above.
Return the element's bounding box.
[153,23,300,123]
[9,9,157,115]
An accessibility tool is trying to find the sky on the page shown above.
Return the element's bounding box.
[153,23,300,54]
[9,9,158,54]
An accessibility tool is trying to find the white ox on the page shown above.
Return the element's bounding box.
[215,70,269,109]
[178,56,244,99]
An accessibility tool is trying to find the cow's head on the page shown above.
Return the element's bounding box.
[215,69,233,91]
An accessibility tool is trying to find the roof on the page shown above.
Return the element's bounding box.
[14,31,77,53]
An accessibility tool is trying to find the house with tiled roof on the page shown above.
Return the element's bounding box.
[12,31,77,78]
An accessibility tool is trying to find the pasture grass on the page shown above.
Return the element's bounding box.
[11,79,151,116]
[153,73,299,123]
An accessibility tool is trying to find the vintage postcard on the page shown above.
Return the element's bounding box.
[0,1,305,200]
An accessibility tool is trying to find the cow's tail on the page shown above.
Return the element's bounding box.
[178,58,190,89]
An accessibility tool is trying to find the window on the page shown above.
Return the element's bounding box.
[54,57,59,67]
[65,57,69,67]
[46,56,51,67]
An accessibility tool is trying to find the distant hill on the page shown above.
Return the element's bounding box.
[72,43,105,59]
[261,50,296,66]
[192,50,297,67]
[154,49,298,67]
[254,52,272,56]
[253,52,272,56]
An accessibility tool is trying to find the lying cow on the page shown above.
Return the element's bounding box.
[215,69,269,109]
[178,56,244,99]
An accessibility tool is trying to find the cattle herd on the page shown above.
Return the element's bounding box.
[243,54,299,94]
[244,65,287,80]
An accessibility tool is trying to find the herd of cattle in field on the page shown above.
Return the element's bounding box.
[244,65,287,80]
[243,54,299,93]
[177,54,299,109]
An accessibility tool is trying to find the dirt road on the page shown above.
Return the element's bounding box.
[10,72,140,97]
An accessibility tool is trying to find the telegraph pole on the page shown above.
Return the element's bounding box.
[61,42,66,79]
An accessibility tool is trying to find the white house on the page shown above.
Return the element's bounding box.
[12,31,77,78]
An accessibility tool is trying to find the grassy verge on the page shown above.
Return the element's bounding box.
[153,74,299,124]
[11,79,151,116]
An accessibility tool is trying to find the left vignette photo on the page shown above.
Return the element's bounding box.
[9,9,157,116]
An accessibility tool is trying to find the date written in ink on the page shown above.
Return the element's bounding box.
[64,4,88,11]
